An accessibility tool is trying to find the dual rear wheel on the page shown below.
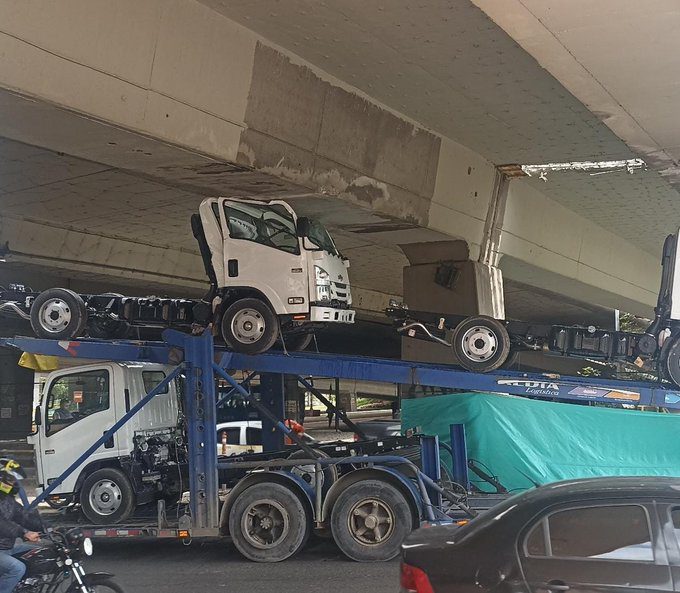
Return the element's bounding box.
[228,478,412,563]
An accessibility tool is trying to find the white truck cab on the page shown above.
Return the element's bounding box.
[194,197,354,353]
[27,361,181,524]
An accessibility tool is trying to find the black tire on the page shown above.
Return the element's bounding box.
[71,576,126,593]
[660,335,680,388]
[229,482,310,562]
[500,348,520,369]
[282,333,314,352]
[330,479,413,562]
[80,468,136,525]
[30,288,87,340]
[451,315,510,373]
[286,449,338,496]
[221,298,279,355]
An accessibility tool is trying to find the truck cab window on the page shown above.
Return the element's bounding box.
[304,219,339,256]
[142,371,168,394]
[223,202,300,255]
[46,370,110,436]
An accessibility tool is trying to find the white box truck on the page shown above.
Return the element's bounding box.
[1,197,355,354]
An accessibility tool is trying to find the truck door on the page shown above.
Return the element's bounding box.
[37,366,120,495]
[216,198,307,314]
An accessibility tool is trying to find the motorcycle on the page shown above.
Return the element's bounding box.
[13,526,124,592]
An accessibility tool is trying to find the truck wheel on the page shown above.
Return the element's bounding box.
[229,482,310,562]
[660,336,680,388]
[330,479,412,562]
[30,288,87,340]
[501,348,520,369]
[221,298,279,355]
[80,468,136,525]
[282,333,314,352]
[452,315,510,373]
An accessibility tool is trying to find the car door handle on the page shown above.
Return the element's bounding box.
[539,581,570,592]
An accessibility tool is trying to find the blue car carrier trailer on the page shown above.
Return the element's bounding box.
[4,330,680,562]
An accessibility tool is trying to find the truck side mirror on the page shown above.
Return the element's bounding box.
[34,405,42,427]
[297,217,323,250]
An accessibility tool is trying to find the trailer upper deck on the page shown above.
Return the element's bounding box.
[2,332,679,410]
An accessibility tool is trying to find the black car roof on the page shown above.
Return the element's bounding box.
[497,476,680,516]
[525,476,680,501]
[454,476,680,539]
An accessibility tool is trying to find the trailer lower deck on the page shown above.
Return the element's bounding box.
[5,331,680,561]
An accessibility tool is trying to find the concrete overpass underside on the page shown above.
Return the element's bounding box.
[1,0,679,331]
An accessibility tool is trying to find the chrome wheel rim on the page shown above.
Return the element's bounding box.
[38,298,72,333]
[241,499,290,549]
[231,308,266,344]
[460,325,498,362]
[347,498,394,546]
[89,480,122,516]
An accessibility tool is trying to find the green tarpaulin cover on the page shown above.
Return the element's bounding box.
[401,392,680,492]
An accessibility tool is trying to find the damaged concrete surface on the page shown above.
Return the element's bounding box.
[240,43,440,227]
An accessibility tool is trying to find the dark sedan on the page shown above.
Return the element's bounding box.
[401,476,680,593]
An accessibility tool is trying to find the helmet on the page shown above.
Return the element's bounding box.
[0,458,26,496]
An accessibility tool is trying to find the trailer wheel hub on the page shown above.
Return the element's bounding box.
[38,298,71,332]
[348,498,394,546]
[241,498,290,548]
[460,326,497,362]
[88,479,122,516]
[231,308,266,344]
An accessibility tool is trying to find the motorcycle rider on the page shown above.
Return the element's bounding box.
[0,458,41,593]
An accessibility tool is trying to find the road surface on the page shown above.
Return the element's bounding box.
[88,537,399,593]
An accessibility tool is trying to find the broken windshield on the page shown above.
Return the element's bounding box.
[223,201,300,255]
[305,219,338,256]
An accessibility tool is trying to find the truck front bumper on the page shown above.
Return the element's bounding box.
[310,306,355,323]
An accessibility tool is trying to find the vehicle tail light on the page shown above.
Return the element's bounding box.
[353,433,360,441]
[400,562,434,593]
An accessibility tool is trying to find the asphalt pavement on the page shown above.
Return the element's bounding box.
[87,537,399,593]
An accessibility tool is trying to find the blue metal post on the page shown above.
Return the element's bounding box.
[450,423,470,491]
[420,434,442,509]
[183,331,219,530]
[259,373,285,452]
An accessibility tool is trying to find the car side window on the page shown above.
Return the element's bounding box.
[46,370,110,436]
[246,427,262,446]
[526,519,548,556]
[217,427,241,445]
[524,505,654,562]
